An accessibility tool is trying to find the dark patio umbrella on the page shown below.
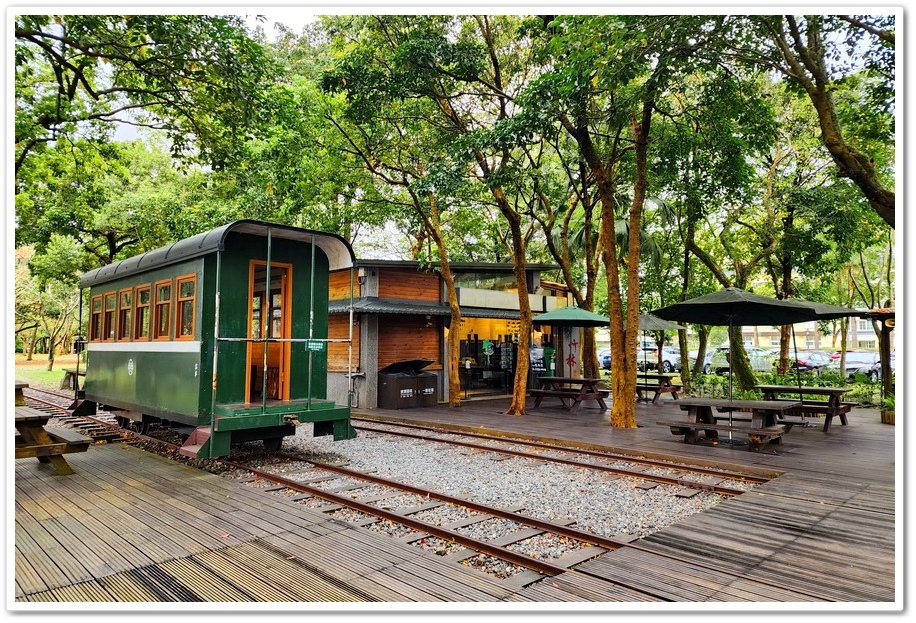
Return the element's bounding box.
[638,314,687,332]
[652,288,822,441]
[651,288,819,327]
[638,315,687,372]
[533,306,609,328]
[784,298,861,321]
[533,307,609,377]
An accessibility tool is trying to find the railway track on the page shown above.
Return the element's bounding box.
[17,386,835,601]
[19,386,776,589]
[350,418,767,495]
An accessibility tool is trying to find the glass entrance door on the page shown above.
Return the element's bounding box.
[248,262,291,402]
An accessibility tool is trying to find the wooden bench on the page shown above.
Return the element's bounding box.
[530,388,610,412]
[60,367,87,390]
[635,381,682,404]
[657,420,788,452]
[15,406,92,475]
[770,398,854,432]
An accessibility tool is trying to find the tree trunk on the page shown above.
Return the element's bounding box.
[498,195,532,416]
[438,255,464,408]
[765,15,895,228]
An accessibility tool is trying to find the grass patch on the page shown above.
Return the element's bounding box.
[13,353,82,390]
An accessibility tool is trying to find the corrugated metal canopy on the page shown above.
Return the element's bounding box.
[329,297,521,320]
[80,220,355,288]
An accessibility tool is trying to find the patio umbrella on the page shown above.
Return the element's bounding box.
[638,314,687,372]
[532,306,609,328]
[533,307,609,377]
[652,288,821,441]
[651,288,819,328]
[776,297,862,408]
[638,314,687,332]
[784,298,862,321]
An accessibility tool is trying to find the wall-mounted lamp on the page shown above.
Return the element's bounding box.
[357,267,366,285]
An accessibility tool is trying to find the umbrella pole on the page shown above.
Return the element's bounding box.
[727,320,734,442]
[790,328,808,426]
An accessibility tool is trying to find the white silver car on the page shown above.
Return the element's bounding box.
[827,351,881,380]
[708,345,774,374]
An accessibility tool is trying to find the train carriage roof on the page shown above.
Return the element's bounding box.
[79,220,356,288]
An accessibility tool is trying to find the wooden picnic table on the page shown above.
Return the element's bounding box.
[60,367,87,391]
[15,405,92,475]
[15,381,28,406]
[755,384,855,432]
[636,372,682,404]
[530,376,609,413]
[657,397,802,452]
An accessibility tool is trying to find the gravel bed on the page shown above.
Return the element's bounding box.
[283,424,740,544]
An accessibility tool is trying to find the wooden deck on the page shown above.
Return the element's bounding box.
[12,393,898,609]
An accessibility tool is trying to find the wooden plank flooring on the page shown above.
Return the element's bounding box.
[12,395,899,609]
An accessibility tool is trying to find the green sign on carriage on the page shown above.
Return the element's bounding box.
[306,339,326,352]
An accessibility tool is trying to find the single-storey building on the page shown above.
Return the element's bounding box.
[324,260,573,409]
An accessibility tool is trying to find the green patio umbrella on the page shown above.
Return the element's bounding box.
[638,315,687,372]
[533,307,608,377]
[652,288,822,441]
[533,307,609,328]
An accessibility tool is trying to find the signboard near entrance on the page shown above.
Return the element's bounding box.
[530,348,545,372]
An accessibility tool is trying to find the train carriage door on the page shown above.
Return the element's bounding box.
[247,261,292,402]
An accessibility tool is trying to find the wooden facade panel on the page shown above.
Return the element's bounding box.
[378,317,442,370]
[378,268,439,302]
[329,271,358,301]
[328,315,358,372]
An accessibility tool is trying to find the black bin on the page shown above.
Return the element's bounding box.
[378,359,436,409]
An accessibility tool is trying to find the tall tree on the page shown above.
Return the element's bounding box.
[716,15,896,227]
[322,15,542,414]
[15,139,224,268]
[520,15,715,426]
[14,14,280,174]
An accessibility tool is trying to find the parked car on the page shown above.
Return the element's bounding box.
[636,346,681,373]
[773,350,832,373]
[708,345,773,374]
[829,349,865,360]
[864,351,895,382]
[598,349,612,370]
[688,350,714,374]
[826,351,880,379]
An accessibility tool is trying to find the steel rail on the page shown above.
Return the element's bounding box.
[275,451,642,552]
[353,417,772,484]
[19,387,835,601]
[222,459,589,578]
[352,423,753,496]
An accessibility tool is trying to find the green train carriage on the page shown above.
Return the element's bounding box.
[76,220,357,458]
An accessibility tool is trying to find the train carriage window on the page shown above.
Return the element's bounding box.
[175,276,196,339]
[135,286,151,339]
[103,293,117,341]
[153,280,173,340]
[251,292,262,338]
[118,289,133,340]
[89,296,103,341]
